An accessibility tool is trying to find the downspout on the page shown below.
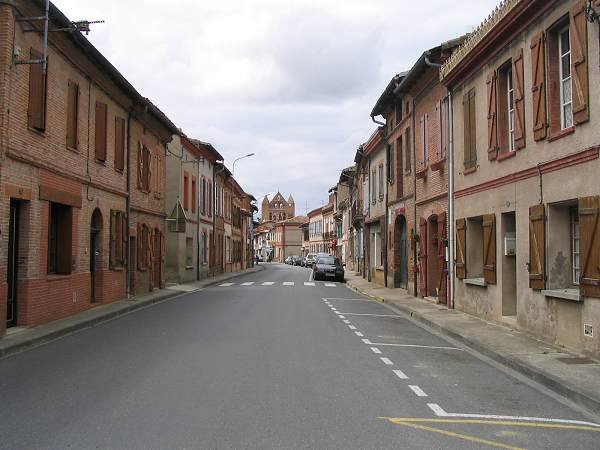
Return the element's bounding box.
[367,157,372,282]
[447,89,455,309]
[424,51,443,68]
[383,140,389,288]
[372,116,385,127]
[412,97,418,297]
[196,155,201,281]
[125,111,133,298]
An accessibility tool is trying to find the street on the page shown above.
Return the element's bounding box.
[1,263,599,449]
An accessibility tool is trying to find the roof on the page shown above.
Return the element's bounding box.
[187,138,224,162]
[370,71,408,117]
[339,165,356,184]
[307,207,323,218]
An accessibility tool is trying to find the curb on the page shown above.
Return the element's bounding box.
[0,266,264,360]
[346,279,600,418]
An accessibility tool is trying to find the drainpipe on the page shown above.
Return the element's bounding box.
[412,98,418,297]
[372,116,385,127]
[447,89,455,309]
[125,111,133,298]
[424,51,442,68]
[196,155,201,281]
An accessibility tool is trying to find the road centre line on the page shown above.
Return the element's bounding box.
[393,369,409,379]
[367,342,463,351]
[355,331,364,337]
[408,385,428,397]
[426,403,600,428]
[370,347,382,354]
[380,357,394,365]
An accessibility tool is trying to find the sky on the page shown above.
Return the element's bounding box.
[56,0,500,217]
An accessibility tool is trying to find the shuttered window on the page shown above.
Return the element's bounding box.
[463,89,477,169]
[114,117,125,171]
[418,218,427,296]
[404,127,411,174]
[137,145,151,192]
[482,214,497,285]
[528,204,546,290]
[437,212,448,303]
[570,1,589,125]
[386,143,394,183]
[110,210,127,269]
[579,196,600,298]
[191,176,197,213]
[28,48,47,131]
[47,202,72,274]
[95,101,108,162]
[512,48,526,149]
[531,32,548,141]
[183,171,189,210]
[455,218,466,279]
[395,136,403,197]
[66,81,79,149]
[486,72,499,160]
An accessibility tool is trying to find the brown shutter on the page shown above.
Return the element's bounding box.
[137,223,143,269]
[530,32,547,141]
[579,196,600,298]
[456,218,467,279]
[482,214,496,284]
[137,144,142,189]
[66,81,79,149]
[570,1,589,125]
[146,149,152,192]
[463,93,471,167]
[528,204,546,290]
[437,211,447,304]
[469,90,477,165]
[418,217,427,297]
[512,48,526,150]
[487,72,498,160]
[121,213,127,266]
[115,117,125,171]
[28,48,46,131]
[109,210,116,269]
[95,102,107,161]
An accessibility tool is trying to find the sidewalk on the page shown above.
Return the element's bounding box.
[0,265,264,359]
[345,272,600,417]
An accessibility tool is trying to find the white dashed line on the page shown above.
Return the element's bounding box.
[393,369,409,380]
[324,283,337,287]
[380,357,394,365]
[355,331,364,337]
[282,282,295,286]
[370,347,382,354]
[261,282,275,286]
[331,308,338,312]
[240,282,254,286]
[348,325,357,330]
[361,338,373,345]
[408,385,428,397]
[337,315,345,319]
[343,320,351,324]
[366,342,462,351]
[304,282,315,286]
[219,283,234,287]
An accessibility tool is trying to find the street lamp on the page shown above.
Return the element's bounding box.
[232,153,255,176]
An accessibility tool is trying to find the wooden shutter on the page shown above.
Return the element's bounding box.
[146,149,152,192]
[512,48,526,150]
[121,213,127,266]
[456,218,466,279]
[579,196,600,298]
[528,204,546,289]
[66,81,79,149]
[437,211,447,304]
[114,117,125,171]
[469,90,477,165]
[137,144,142,189]
[463,93,471,167]
[28,48,46,130]
[137,223,143,269]
[95,102,107,161]
[60,208,73,274]
[192,176,197,213]
[570,1,589,125]
[530,32,547,141]
[418,218,427,297]
[487,72,498,160]
[183,171,189,210]
[482,214,496,284]
[109,210,116,269]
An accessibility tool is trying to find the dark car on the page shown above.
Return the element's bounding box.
[312,255,344,282]
[285,256,294,264]
[291,255,302,266]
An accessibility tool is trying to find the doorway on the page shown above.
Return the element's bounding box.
[90,209,102,302]
[394,216,408,289]
[427,215,440,297]
[501,212,517,316]
[7,200,21,328]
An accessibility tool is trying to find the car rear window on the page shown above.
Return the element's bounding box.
[318,256,335,265]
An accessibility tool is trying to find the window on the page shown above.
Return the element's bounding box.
[207,179,212,217]
[421,113,429,165]
[183,171,189,210]
[137,224,150,270]
[191,176,197,213]
[203,231,208,263]
[386,143,394,183]
[378,164,384,200]
[114,117,125,171]
[28,49,47,131]
[47,202,72,274]
[371,169,376,203]
[571,207,580,284]
[506,68,515,152]
[137,145,151,192]
[404,127,411,174]
[186,237,194,268]
[396,102,403,123]
[66,81,79,149]
[110,210,126,268]
[558,27,573,130]
[497,63,515,154]
[95,101,108,162]
[463,89,477,169]
[395,136,403,197]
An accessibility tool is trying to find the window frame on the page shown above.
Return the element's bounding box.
[558,26,573,130]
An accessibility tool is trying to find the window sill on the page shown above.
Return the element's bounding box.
[430,157,445,171]
[111,267,124,272]
[95,159,107,166]
[497,150,516,161]
[66,145,79,153]
[541,289,582,302]
[46,274,72,281]
[416,168,428,179]
[28,126,46,137]
[463,166,477,175]
[463,277,487,287]
[548,126,575,142]
[185,265,194,270]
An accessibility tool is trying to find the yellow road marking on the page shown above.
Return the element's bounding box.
[387,420,523,450]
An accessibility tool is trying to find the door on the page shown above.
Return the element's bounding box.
[418,218,428,297]
[90,209,102,302]
[7,201,20,327]
[394,216,408,289]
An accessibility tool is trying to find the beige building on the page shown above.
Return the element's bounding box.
[441,0,600,357]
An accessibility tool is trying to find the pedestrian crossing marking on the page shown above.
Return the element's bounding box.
[216,281,339,288]
[304,282,315,286]
[219,283,234,287]
[283,282,295,286]
[261,282,275,286]
[240,282,254,286]
[324,283,337,287]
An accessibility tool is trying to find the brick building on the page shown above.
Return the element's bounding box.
[0,0,176,337]
[261,192,295,222]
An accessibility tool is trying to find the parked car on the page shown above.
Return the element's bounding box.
[312,255,344,282]
[285,256,294,264]
[291,255,302,266]
[305,253,317,267]
[300,256,306,267]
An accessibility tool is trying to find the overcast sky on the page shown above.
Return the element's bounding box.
[56,0,499,217]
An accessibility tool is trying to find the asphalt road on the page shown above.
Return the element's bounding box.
[1,263,599,449]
